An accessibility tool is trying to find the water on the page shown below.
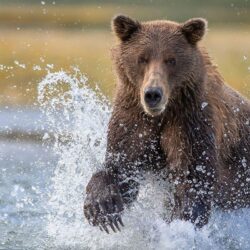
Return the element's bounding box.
[1,69,250,250]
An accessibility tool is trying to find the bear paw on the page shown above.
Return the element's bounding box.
[84,183,124,233]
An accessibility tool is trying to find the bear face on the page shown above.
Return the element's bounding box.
[112,15,207,117]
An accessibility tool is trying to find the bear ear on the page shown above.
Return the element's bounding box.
[181,18,207,45]
[112,15,141,42]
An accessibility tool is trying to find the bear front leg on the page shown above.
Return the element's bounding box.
[162,116,217,227]
[168,152,217,228]
[171,179,212,227]
[84,105,161,232]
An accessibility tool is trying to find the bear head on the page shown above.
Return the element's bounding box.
[111,15,207,117]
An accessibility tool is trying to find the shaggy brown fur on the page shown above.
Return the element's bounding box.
[84,15,250,232]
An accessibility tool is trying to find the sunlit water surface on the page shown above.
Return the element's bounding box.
[1,69,250,250]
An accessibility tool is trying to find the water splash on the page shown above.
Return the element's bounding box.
[38,69,250,250]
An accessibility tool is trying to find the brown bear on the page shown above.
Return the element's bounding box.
[84,15,250,233]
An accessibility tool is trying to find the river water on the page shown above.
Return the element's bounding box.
[0,70,250,250]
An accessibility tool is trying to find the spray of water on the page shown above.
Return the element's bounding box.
[38,69,250,250]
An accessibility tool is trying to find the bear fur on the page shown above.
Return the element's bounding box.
[84,15,250,232]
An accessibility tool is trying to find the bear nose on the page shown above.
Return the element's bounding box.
[144,87,163,108]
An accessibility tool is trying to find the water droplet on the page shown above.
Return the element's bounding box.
[201,102,208,110]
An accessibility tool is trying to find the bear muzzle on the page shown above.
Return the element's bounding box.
[142,87,167,116]
[144,87,163,108]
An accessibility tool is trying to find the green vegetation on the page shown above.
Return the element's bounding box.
[0,2,249,106]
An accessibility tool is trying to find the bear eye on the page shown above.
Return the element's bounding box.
[165,58,176,66]
[138,56,149,65]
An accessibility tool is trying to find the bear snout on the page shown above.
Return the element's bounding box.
[142,86,168,116]
[144,87,163,108]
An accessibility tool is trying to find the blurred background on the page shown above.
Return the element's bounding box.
[0,0,249,107]
[0,1,249,249]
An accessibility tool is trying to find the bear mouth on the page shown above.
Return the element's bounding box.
[144,105,166,117]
